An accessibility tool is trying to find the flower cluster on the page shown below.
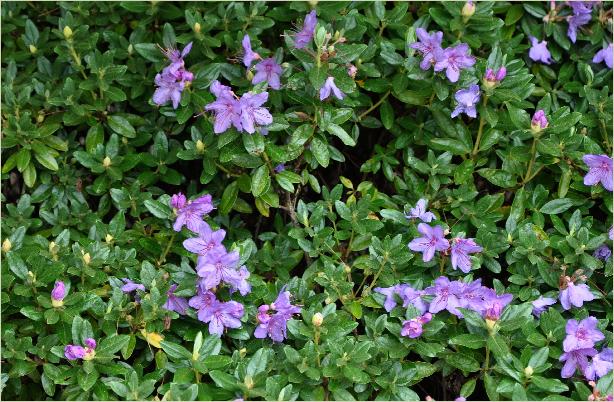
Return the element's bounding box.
[64,338,97,361]
[410,28,475,82]
[153,42,194,109]
[168,191,250,336]
[567,1,595,43]
[254,288,302,342]
[560,317,612,380]
[375,276,513,339]
[407,202,483,273]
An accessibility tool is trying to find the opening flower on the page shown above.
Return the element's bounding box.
[528,37,552,64]
[294,10,317,49]
[253,58,282,90]
[559,276,595,310]
[405,199,436,223]
[51,281,67,307]
[531,296,556,317]
[409,28,444,71]
[531,110,549,132]
[450,237,483,273]
[593,43,613,69]
[563,317,605,352]
[451,84,480,119]
[242,34,260,67]
[320,76,345,101]
[408,223,450,262]
[583,154,613,192]
[163,284,189,315]
[434,43,475,82]
[171,193,215,232]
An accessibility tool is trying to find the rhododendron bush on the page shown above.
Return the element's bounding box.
[2,1,613,400]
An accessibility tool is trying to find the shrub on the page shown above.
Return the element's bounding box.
[1,1,612,400]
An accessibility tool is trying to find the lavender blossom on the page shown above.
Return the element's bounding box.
[583,154,613,192]
[274,163,285,173]
[319,77,345,101]
[610,227,613,241]
[586,348,613,380]
[51,281,67,306]
[398,285,428,314]
[409,28,444,70]
[163,284,189,315]
[400,313,433,338]
[374,285,402,312]
[239,91,273,134]
[228,266,251,296]
[183,221,227,260]
[84,338,97,350]
[531,296,557,317]
[242,35,260,67]
[408,223,450,262]
[270,288,302,318]
[64,345,86,360]
[594,245,612,261]
[294,10,317,49]
[529,37,552,64]
[204,82,243,134]
[254,289,301,342]
[531,110,549,131]
[450,237,483,273]
[458,279,489,314]
[171,193,215,232]
[253,58,282,90]
[560,348,598,378]
[189,289,218,319]
[405,199,436,223]
[593,44,613,69]
[564,317,605,352]
[484,66,506,87]
[121,279,146,293]
[204,300,244,336]
[153,72,185,109]
[451,84,480,119]
[434,43,475,82]
[559,277,596,310]
[567,1,594,43]
[424,276,463,317]
[196,250,241,290]
[481,288,513,321]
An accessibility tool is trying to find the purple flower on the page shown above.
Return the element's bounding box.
[197,250,241,290]
[593,43,613,69]
[254,289,301,342]
[274,163,285,173]
[84,338,97,350]
[529,37,552,64]
[294,10,317,49]
[559,277,595,310]
[319,77,345,101]
[121,279,146,293]
[270,288,302,318]
[567,2,594,43]
[228,266,251,296]
[531,296,557,317]
[51,281,67,302]
[205,82,243,134]
[183,221,226,259]
[455,398,466,402]
[482,288,513,321]
[163,284,189,315]
[160,42,193,68]
[405,199,436,223]
[610,226,613,241]
[434,44,475,82]
[400,313,433,338]
[171,193,187,209]
[586,348,613,380]
[398,285,428,314]
[239,92,273,134]
[583,154,613,192]
[484,66,506,86]
[347,64,358,78]
[424,276,463,317]
[242,35,260,67]
[203,299,244,336]
[594,245,612,261]
[374,285,401,312]
[458,279,489,314]
[450,237,483,273]
[253,58,282,90]
[153,71,185,109]
[563,317,605,352]
[531,110,549,131]
[171,194,215,233]
[408,223,450,262]
[189,289,218,320]
[560,348,597,378]
[451,84,480,119]
[64,345,86,360]
[409,28,444,70]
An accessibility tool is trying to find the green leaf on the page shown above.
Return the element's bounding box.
[107,115,136,138]
[220,181,238,215]
[161,340,192,360]
[310,138,330,167]
[326,124,356,146]
[449,334,486,349]
[531,376,569,393]
[97,335,130,356]
[144,199,172,219]
[251,165,270,197]
[209,370,239,391]
[539,198,573,214]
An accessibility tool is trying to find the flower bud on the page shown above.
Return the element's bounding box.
[485,318,497,333]
[324,297,332,304]
[524,366,534,377]
[63,26,73,39]
[244,375,254,390]
[531,110,549,133]
[2,238,12,253]
[495,66,507,81]
[461,1,476,19]
[105,234,113,244]
[102,156,112,168]
[82,252,91,265]
[49,241,57,253]
[312,312,324,327]
[196,140,205,153]
[37,113,45,123]
[128,44,133,55]
[83,348,96,360]
[194,22,201,33]
[239,347,247,358]
[246,69,254,80]
[51,281,67,307]
[343,264,351,273]
[327,45,335,53]
[29,44,37,54]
